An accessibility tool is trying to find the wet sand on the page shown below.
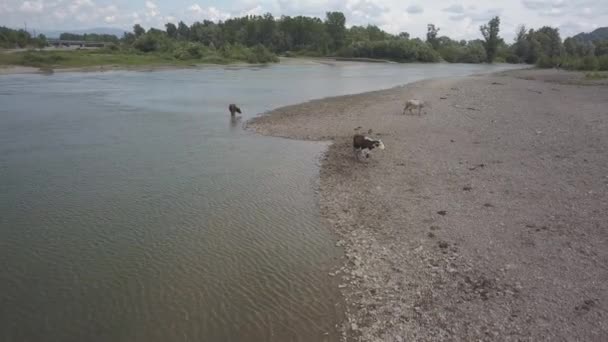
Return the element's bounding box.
[248,69,608,341]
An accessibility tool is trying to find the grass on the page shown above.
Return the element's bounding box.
[0,48,241,70]
[585,72,608,80]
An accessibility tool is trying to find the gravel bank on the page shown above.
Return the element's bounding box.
[248,68,608,341]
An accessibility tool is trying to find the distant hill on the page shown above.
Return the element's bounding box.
[39,27,127,39]
[572,27,608,42]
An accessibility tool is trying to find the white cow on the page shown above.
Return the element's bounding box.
[403,99,428,115]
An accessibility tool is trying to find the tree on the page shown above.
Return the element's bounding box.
[325,11,346,51]
[595,40,608,56]
[165,23,177,39]
[513,25,529,60]
[177,21,190,40]
[35,34,47,48]
[480,16,500,63]
[398,32,410,40]
[535,26,562,58]
[426,24,440,49]
[133,24,145,37]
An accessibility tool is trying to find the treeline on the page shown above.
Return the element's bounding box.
[5,11,608,69]
[59,33,119,43]
[510,26,608,70]
[0,26,47,49]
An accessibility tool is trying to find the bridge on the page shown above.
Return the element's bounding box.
[47,39,109,48]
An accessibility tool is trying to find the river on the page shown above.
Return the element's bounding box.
[0,60,521,342]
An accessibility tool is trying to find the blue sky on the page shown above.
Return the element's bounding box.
[1,0,607,40]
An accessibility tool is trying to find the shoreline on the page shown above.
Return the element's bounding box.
[247,68,608,341]
[0,62,274,76]
[0,56,392,76]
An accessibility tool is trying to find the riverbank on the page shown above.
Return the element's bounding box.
[247,68,608,341]
[0,55,355,75]
[0,48,281,74]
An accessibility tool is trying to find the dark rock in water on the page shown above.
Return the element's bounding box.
[437,210,447,216]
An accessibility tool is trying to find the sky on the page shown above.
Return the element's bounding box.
[1,0,607,40]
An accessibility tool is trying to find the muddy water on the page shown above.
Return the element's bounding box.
[0,61,521,341]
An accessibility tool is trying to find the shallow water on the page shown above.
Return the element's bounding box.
[0,61,521,342]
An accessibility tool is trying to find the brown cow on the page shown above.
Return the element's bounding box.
[228,104,242,116]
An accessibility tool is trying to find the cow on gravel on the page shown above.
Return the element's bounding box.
[353,134,385,161]
[403,99,428,115]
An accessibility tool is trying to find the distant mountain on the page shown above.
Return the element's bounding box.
[572,27,608,42]
[39,27,127,38]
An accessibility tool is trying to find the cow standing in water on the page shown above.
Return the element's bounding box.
[228,104,242,117]
[353,134,385,161]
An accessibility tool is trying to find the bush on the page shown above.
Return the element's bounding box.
[173,42,206,60]
[438,45,462,63]
[505,54,521,64]
[20,52,65,67]
[579,55,599,71]
[536,55,560,68]
[598,55,608,71]
[247,44,279,64]
[460,44,486,63]
[133,33,172,53]
[103,43,120,52]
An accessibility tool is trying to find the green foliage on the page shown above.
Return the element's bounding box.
[59,32,118,43]
[248,44,280,63]
[480,16,501,62]
[426,24,440,50]
[173,42,206,60]
[555,55,600,71]
[342,39,439,62]
[595,40,608,56]
[325,12,346,50]
[536,55,560,68]
[436,39,488,63]
[460,42,487,63]
[19,51,66,67]
[580,55,599,70]
[0,26,38,48]
[585,71,608,79]
[505,54,521,63]
[133,24,145,38]
[165,23,177,39]
[598,55,608,71]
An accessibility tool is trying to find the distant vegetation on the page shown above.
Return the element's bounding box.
[58,32,119,43]
[1,15,608,70]
[0,26,47,48]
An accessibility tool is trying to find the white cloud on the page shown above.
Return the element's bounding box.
[145,1,160,19]
[443,4,464,13]
[0,2,14,14]
[145,1,157,10]
[406,5,423,14]
[2,0,608,41]
[240,5,264,16]
[188,4,231,21]
[20,1,44,13]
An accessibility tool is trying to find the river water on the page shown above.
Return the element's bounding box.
[0,61,520,342]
